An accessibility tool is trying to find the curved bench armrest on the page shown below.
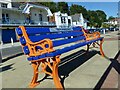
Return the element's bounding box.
[83,30,101,41]
[18,26,54,56]
[27,38,54,56]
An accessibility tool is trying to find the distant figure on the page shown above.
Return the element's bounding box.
[25,15,31,24]
[0,51,2,61]
[81,26,89,33]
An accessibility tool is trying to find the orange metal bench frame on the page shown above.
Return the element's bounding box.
[17,26,105,89]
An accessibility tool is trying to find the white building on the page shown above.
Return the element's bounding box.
[71,13,88,29]
[103,18,119,28]
[0,0,12,8]
[107,18,118,25]
[0,1,55,43]
[0,1,54,26]
[53,11,72,28]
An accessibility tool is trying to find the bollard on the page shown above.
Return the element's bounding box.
[11,38,14,46]
[103,29,106,34]
[0,50,2,61]
[1,41,3,46]
[0,41,3,50]
[114,28,115,31]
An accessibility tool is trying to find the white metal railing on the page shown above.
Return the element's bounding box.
[0,19,56,26]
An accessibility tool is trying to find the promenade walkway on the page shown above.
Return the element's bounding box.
[0,31,119,89]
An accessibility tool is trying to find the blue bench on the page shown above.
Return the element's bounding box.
[16,26,105,88]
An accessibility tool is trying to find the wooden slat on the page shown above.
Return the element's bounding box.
[29,31,84,42]
[53,36,85,47]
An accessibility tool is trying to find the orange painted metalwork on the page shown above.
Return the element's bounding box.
[18,26,63,89]
[81,26,105,57]
[17,26,105,89]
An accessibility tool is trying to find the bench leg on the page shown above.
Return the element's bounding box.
[41,56,63,89]
[52,56,63,89]
[86,44,90,53]
[100,39,105,57]
[29,61,40,88]
[92,42,96,47]
[87,39,105,57]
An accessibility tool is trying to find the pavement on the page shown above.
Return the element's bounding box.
[0,30,120,89]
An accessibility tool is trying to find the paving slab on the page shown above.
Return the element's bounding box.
[63,54,111,88]
[1,31,119,89]
[1,51,111,88]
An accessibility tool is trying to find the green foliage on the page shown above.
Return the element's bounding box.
[96,10,107,22]
[69,4,107,28]
[18,2,108,28]
[108,16,115,20]
[69,4,88,19]
[37,2,58,13]
[87,10,107,28]
[57,2,69,14]
[102,23,110,28]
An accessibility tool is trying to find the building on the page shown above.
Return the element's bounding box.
[107,18,118,25]
[104,17,119,28]
[50,11,72,28]
[0,1,55,43]
[71,13,88,29]
[0,1,54,26]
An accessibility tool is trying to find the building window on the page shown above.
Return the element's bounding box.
[68,19,71,25]
[1,3,7,8]
[2,14,9,24]
[61,17,66,23]
[39,14,42,22]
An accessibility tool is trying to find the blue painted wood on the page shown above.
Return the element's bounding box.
[72,26,82,31]
[16,27,51,35]
[53,36,85,47]
[29,31,84,42]
[25,27,50,34]
[46,41,88,57]
[19,37,26,45]
[27,37,103,60]
[16,28,23,36]
[27,54,46,61]
[16,26,104,61]
[23,46,30,55]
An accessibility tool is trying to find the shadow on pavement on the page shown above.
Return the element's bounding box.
[94,50,120,90]
[59,49,99,88]
[1,63,15,72]
[2,53,23,63]
[38,49,100,88]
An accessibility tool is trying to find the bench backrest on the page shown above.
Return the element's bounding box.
[16,26,86,56]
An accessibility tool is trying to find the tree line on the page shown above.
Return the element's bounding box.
[21,2,115,28]
[37,2,108,28]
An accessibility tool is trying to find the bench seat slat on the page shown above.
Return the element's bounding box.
[16,26,83,36]
[25,27,51,34]
[53,36,85,47]
[29,31,84,42]
[46,37,103,57]
[27,37,103,61]
[72,26,82,31]
[16,27,51,35]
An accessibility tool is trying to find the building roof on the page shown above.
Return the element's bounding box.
[109,18,120,22]
[71,13,84,21]
[1,2,53,16]
[22,3,53,16]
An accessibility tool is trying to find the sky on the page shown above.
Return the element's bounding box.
[67,2,118,19]
[53,0,119,19]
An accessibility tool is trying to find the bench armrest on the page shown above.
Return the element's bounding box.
[27,38,54,56]
[18,26,54,56]
[84,31,101,41]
